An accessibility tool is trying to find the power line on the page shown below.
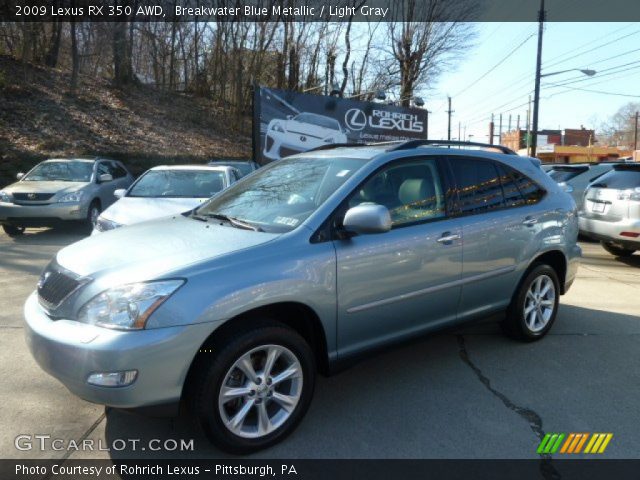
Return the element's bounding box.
[452,32,536,98]
[544,83,640,99]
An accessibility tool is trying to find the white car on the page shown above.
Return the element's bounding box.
[263,112,348,160]
[92,165,239,234]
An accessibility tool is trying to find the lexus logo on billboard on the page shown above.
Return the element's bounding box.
[345,109,367,131]
[345,108,424,134]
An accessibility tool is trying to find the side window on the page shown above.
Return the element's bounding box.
[449,158,504,214]
[110,162,127,178]
[96,162,112,178]
[348,158,446,227]
[498,164,545,205]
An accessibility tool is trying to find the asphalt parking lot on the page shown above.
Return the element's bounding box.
[1,227,639,460]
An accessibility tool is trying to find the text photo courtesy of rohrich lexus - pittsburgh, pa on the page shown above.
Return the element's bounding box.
[1,1,640,479]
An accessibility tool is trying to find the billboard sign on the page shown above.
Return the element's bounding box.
[254,87,428,164]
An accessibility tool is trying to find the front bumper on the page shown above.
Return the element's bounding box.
[579,215,640,248]
[0,201,87,226]
[24,292,215,409]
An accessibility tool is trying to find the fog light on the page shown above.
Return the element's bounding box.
[87,370,138,387]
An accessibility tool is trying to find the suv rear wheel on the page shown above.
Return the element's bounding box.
[502,264,560,341]
[2,224,25,237]
[601,241,635,257]
[190,320,315,454]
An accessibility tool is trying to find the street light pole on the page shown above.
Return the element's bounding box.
[530,0,545,158]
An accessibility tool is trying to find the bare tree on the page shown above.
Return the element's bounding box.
[387,0,476,106]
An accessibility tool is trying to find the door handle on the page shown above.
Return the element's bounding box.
[522,217,537,226]
[437,233,461,244]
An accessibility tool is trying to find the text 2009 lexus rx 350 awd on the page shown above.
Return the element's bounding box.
[24,141,580,453]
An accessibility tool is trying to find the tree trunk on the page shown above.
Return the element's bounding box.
[70,19,79,92]
[44,21,62,67]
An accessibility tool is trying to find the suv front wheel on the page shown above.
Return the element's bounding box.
[502,264,560,341]
[2,224,25,237]
[190,321,315,454]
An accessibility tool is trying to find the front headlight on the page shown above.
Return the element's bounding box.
[272,121,285,133]
[77,280,185,330]
[95,216,122,232]
[58,191,84,203]
[0,190,12,203]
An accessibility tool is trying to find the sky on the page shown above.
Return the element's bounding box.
[421,22,640,142]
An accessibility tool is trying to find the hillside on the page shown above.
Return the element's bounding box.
[0,55,251,187]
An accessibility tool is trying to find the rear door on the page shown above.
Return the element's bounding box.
[446,157,547,318]
[334,156,464,358]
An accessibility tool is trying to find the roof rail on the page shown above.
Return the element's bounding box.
[307,142,370,152]
[388,140,518,156]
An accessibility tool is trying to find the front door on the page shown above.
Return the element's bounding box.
[333,157,464,358]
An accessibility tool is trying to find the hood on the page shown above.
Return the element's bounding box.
[3,181,87,194]
[56,215,279,279]
[285,120,340,138]
[102,197,209,226]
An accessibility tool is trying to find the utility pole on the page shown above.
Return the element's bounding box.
[458,122,461,141]
[526,96,532,155]
[530,0,545,157]
[489,114,495,145]
[446,97,453,141]
[634,111,639,151]
[516,114,521,131]
[498,113,503,145]
[508,114,512,133]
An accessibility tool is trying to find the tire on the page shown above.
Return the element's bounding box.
[501,264,560,342]
[86,200,101,229]
[2,224,25,237]
[189,320,316,454]
[601,241,635,257]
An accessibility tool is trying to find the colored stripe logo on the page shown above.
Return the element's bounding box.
[537,433,613,454]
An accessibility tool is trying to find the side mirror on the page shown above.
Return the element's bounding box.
[114,189,126,199]
[98,173,113,183]
[342,204,392,235]
[16,172,24,180]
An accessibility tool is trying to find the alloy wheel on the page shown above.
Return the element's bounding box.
[218,344,303,439]
[523,274,556,333]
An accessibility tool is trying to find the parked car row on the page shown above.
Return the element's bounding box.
[543,161,639,257]
[0,157,258,237]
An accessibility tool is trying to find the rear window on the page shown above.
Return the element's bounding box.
[548,166,588,183]
[591,167,640,190]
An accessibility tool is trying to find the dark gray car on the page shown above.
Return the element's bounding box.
[24,141,580,453]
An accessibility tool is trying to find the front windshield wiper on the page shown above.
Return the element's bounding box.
[204,213,264,232]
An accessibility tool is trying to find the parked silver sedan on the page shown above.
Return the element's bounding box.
[24,141,580,454]
[93,165,238,234]
[0,158,133,236]
[579,163,640,256]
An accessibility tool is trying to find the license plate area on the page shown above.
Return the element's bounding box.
[592,202,606,213]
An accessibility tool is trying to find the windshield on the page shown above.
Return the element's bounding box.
[294,113,341,131]
[549,167,588,183]
[128,170,226,198]
[196,156,366,233]
[591,167,640,190]
[22,161,94,182]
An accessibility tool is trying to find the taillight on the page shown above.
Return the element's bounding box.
[620,232,640,238]
[617,188,640,200]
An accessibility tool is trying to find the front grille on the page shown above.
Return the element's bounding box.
[12,193,55,201]
[37,262,82,309]
[280,146,304,158]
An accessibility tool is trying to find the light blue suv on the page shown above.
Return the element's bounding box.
[24,141,580,453]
